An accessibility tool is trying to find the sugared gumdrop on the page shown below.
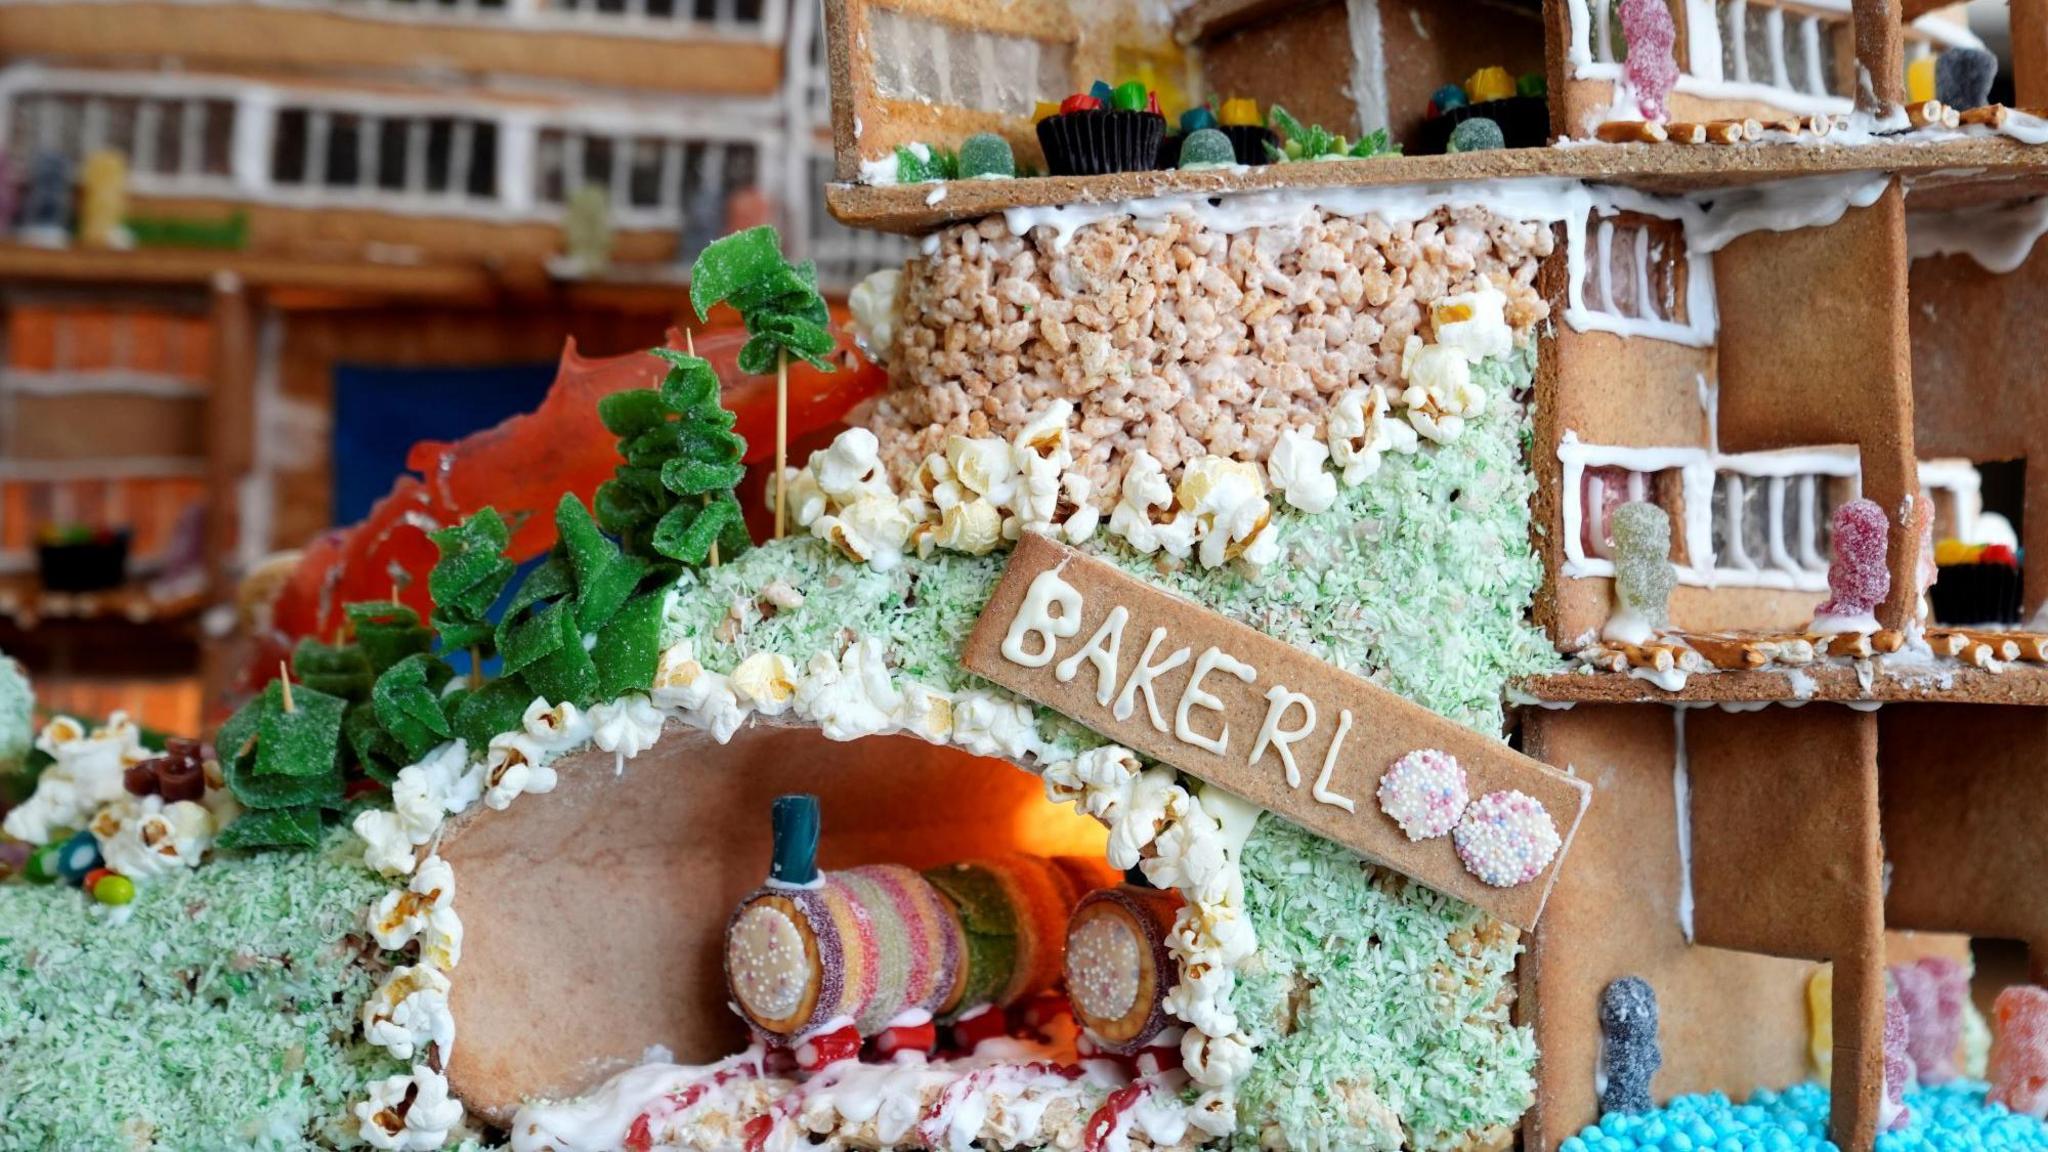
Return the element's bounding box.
[1447,118,1505,154]
[1937,47,1998,112]
[1988,984,2048,1121]
[1814,498,1891,630]
[1880,985,1913,1131]
[1179,128,1238,169]
[1599,977,1661,1115]
[1604,501,1675,644]
[1620,0,1679,122]
[959,133,1016,179]
[1892,957,1967,1085]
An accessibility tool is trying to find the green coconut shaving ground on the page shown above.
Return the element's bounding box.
[0,827,402,1151]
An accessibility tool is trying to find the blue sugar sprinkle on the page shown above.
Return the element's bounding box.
[1566,1081,2048,1152]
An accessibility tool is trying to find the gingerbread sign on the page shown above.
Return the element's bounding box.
[965,533,1592,929]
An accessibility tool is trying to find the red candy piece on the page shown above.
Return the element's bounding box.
[1061,94,1103,114]
[1880,987,1913,1130]
[1620,0,1679,122]
[1989,985,2048,1121]
[82,867,113,892]
[1144,92,1161,115]
[1892,957,1967,1085]
[1816,499,1892,622]
[950,1003,1009,1054]
[871,1019,937,1060]
[1982,543,2020,568]
[793,1022,861,1072]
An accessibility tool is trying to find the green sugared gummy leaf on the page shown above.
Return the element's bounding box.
[690,226,786,323]
[522,626,601,709]
[597,388,670,438]
[371,654,454,763]
[452,676,536,751]
[499,599,574,678]
[894,145,933,184]
[291,637,373,701]
[652,495,746,567]
[343,702,404,784]
[593,590,667,700]
[653,349,722,414]
[661,456,747,497]
[429,508,515,652]
[254,679,347,780]
[215,805,324,852]
[554,494,647,633]
[739,314,835,375]
[346,601,434,675]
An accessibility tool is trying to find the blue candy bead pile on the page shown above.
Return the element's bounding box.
[1563,1081,2048,1152]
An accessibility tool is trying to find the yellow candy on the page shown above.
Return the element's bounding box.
[1934,538,1982,566]
[1808,964,1834,1079]
[1464,66,1517,105]
[1032,101,1062,123]
[1908,56,1937,104]
[1218,98,1261,127]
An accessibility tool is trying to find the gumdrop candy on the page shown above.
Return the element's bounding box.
[1892,957,1967,1085]
[959,133,1016,179]
[1620,0,1679,122]
[1464,67,1517,104]
[1178,128,1238,169]
[1880,985,1913,1131]
[1814,499,1891,632]
[1448,118,1506,154]
[1988,984,2048,1120]
[1430,83,1469,116]
[1599,976,1661,1115]
[1604,501,1675,644]
[1937,47,1998,112]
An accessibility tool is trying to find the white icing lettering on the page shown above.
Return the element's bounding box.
[1001,566,1083,668]
[1055,605,1128,707]
[1174,647,1256,757]
[1312,708,1359,812]
[1249,685,1317,788]
[1113,627,1192,732]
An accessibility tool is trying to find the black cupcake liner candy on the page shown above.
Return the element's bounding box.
[1155,132,1181,171]
[1929,563,2024,626]
[1037,110,1167,176]
[1221,124,1276,165]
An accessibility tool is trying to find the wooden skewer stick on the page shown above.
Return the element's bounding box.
[1596,120,1669,144]
[774,347,789,540]
[279,660,296,713]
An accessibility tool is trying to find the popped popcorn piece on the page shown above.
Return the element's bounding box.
[846,267,903,364]
[483,731,558,811]
[588,694,667,762]
[356,1064,465,1152]
[935,499,1005,556]
[389,741,481,844]
[354,810,423,877]
[363,964,456,1063]
[949,690,1038,760]
[1398,335,1488,444]
[945,434,1019,507]
[3,713,155,845]
[1108,451,1180,556]
[1430,285,1514,364]
[1177,456,1272,570]
[93,796,213,880]
[1183,1028,1257,1088]
[369,854,461,967]
[796,638,904,742]
[1327,386,1417,485]
[1267,429,1337,515]
[816,496,916,572]
[896,682,955,743]
[521,698,592,751]
[731,653,801,716]
[812,427,890,505]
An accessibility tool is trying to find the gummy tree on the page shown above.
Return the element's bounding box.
[1620,0,1679,122]
[1598,976,1662,1115]
[594,346,752,570]
[1814,498,1891,630]
[688,226,834,538]
[1604,501,1675,644]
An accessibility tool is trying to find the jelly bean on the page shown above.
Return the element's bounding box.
[25,842,62,884]
[82,867,113,892]
[93,873,135,906]
[55,830,102,886]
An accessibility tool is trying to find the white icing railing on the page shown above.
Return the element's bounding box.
[0,0,788,42]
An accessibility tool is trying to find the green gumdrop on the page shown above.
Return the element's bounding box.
[1112,81,1147,112]
[1611,502,1677,627]
[893,145,932,184]
[1179,128,1238,169]
[958,133,1015,179]
[1518,72,1548,98]
[1447,117,1507,154]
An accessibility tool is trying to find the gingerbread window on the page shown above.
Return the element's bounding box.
[6,88,236,187]
[864,6,1071,120]
[1707,468,1853,585]
[1580,212,1689,327]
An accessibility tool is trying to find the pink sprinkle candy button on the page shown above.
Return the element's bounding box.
[1454,789,1561,888]
[1377,749,1470,841]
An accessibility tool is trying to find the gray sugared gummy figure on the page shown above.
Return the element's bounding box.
[1600,977,1662,1116]
[1602,501,1676,645]
[1936,47,1998,112]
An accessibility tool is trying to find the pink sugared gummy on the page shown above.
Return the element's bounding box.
[1620,0,1680,122]
[1989,985,2048,1121]
[1817,498,1892,619]
[1892,957,1967,1085]
[1881,986,1913,1130]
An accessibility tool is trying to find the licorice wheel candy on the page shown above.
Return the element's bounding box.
[1064,886,1182,1053]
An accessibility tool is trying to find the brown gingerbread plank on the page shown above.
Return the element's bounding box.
[964,533,1591,929]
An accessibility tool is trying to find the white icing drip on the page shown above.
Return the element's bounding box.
[1909,197,2048,274]
[1627,663,1692,692]
[1672,708,1695,943]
